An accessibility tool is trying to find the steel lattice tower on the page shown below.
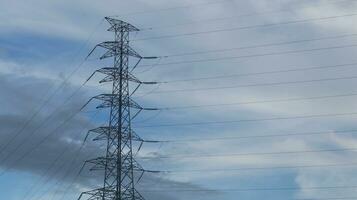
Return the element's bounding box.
[78,17,158,200]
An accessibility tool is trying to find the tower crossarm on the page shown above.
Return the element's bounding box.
[78,187,144,200]
[86,67,159,84]
[86,126,143,142]
[78,187,116,200]
[87,41,141,60]
[82,94,159,110]
[84,156,144,172]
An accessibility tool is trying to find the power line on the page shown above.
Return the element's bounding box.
[25,142,84,200]
[143,75,357,94]
[139,147,357,159]
[57,155,92,200]
[0,100,85,176]
[0,19,103,159]
[161,33,357,58]
[159,62,357,84]
[21,144,69,200]
[0,64,88,169]
[151,129,357,143]
[140,44,357,68]
[136,112,357,128]
[134,13,357,41]
[154,162,357,173]
[27,130,100,200]
[0,84,54,155]
[0,62,83,158]
[30,161,84,200]
[142,185,357,193]
[0,28,108,171]
[142,0,357,31]
[21,112,98,200]
[109,0,232,17]
[86,91,357,123]
[161,92,357,110]
[45,140,88,200]
[132,91,357,124]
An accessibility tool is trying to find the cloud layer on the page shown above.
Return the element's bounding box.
[1,0,357,200]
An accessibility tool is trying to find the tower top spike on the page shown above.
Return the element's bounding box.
[105,17,140,32]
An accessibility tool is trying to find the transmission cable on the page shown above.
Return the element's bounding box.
[139,75,357,95]
[0,94,87,176]
[139,147,357,160]
[43,138,89,200]
[153,162,357,173]
[21,112,98,200]
[142,185,357,193]
[159,92,357,110]
[57,154,93,200]
[142,0,357,31]
[25,136,86,200]
[140,44,357,68]
[0,18,107,174]
[136,112,357,128]
[0,84,54,155]
[29,122,101,200]
[27,150,86,200]
[148,129,357,143]
[0,19,104,158]
[135,13,357,41]
[160,62,357,83]
[21,146,70,200]
[109,0,232,17]
[160,33,357,58]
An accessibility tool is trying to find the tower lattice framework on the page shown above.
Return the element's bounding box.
[78,17,158,200]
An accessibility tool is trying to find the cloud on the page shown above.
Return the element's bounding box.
[2,0,357,200]
[297,0,357,33]
[0,67,216,200]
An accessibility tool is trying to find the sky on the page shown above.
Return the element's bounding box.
[1,0,357,199]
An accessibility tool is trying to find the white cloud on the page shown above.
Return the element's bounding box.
[2,0,357,199]
[297,0,357,33]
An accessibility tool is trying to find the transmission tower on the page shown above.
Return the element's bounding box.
[78,17,158,200]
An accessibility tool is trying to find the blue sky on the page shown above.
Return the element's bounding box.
[1,0,357,200]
